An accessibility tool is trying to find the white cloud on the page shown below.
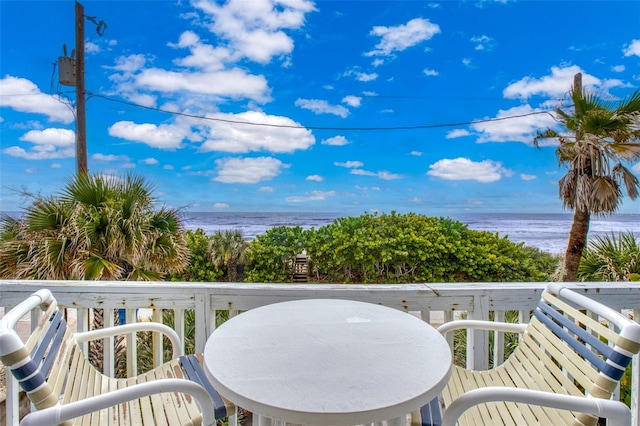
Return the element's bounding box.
[462,58,472,67]
[335,161,364,168]
[142,158,159,165]
[611,65,625,73]
[121,163,136,169]
[446,129,470,139]
[109,121,188,149]
[92,153,130,162]
[410,151,423,156]
[169,31,231,71]
[258,186,276,192]
[286,190,337,202]
[322,135,349,146]
[3,128,75,160]
[85,41,100,53]
[344,71,378,82]
[163,164,175,170]
[306,174,324,182]
[193,0,316,63]
[502,65,628,100]
[423,69,439,76]
[213,203,230,209]
[137,68,271,102]
[520,173,537,181]
[351,169,402,180]
[366,18,441,56]
[0,76,75,123]
[105,54,159,107]
[51,163,62,169]
[213,156,287,183]
[108,54,148,73]
[427,157,513,183]
[377,170,403,180]
[471,104,558,144]
[623,39,640,57]
[342,95,362,107]
[470,35,495,50]
[19,128,74,146]
[200,110,315,153]
[295,99,349,117]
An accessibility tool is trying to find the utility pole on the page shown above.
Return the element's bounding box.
[574,72,582,111]
[75,1,88,174]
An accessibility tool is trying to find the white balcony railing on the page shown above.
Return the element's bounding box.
[1,280,639,425]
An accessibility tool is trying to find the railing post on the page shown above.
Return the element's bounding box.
[467,294,490,370]
[195,293,211,354]
[633,308,640,426]
[7,356,20,425]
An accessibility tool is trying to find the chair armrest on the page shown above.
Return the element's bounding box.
[437,320,527,337]
[442,387,631,426]
[0,289,54,331]
[20,378,217,426]
[75,322,183,358]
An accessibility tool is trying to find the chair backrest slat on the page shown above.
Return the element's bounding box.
[31,310,63,361]
[40,316,69,379]
[534,303,610,376]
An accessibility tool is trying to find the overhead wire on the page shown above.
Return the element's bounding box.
[88,92,560,132]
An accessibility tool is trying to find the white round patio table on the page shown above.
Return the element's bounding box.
[203,299,452,425]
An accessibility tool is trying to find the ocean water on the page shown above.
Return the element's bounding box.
[183,212,640,255]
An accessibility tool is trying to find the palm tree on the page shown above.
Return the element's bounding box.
[209,229,249,282]
[0,173,188,369]
[535,79,640,281]
[578,232,640,282]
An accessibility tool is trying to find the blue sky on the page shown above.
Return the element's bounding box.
[1,0,639,216]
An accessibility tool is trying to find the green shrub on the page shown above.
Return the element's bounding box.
[243,226,309,283]
[303,212,557,283]
[168,228,225,282]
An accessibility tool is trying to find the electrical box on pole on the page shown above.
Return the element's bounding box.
[58,56,76,86]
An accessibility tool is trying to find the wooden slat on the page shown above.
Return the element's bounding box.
[135,371,156,425]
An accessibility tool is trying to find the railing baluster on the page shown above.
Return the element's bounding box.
[493,310,505,367]
[175,308,185,354]
[104,308,115,377]
[152,308,163,367]
[125,308,137,377]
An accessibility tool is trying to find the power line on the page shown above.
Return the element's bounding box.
[89,92,559,131]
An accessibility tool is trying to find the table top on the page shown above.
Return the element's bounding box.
[203,299,452,425]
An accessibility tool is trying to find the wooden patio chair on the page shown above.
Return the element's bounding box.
[412,282,640,426]
[0,289,234,425]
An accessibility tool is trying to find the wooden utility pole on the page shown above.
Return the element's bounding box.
[75,1,88,174]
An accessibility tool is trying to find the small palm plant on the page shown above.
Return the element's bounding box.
[209,229,249,282]
[578,232,640,282]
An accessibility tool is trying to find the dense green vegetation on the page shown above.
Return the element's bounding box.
[244,212,559,284]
